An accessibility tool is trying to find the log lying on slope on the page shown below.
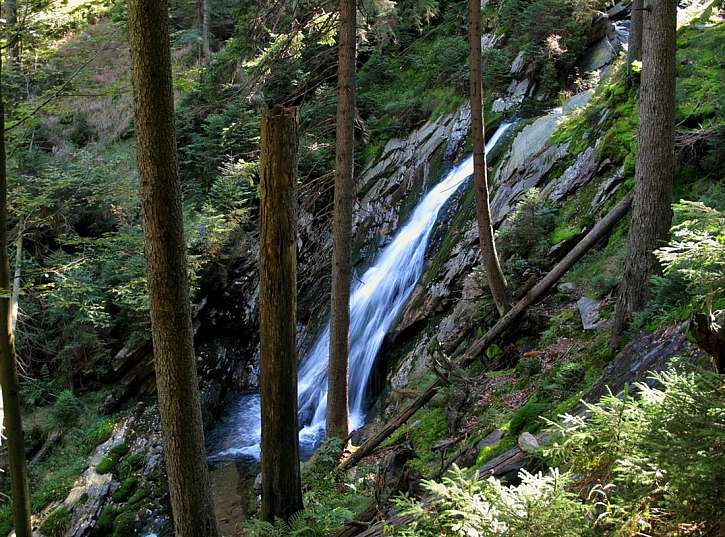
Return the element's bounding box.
[347,320,697,537]
[338,192,633,472]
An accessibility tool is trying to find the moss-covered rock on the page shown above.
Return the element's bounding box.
[39,506,71,537]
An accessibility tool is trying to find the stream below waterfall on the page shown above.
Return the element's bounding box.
[207,120,514,464]
[205,120,513,533]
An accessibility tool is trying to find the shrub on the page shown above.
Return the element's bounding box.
[544,367,725,531]
[50,390,83,427]
[395,465,595,536]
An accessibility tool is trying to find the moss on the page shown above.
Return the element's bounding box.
[549,225,580,245]
[127,486,149,506]
[95,505,117,535]
[95,443,128,475]
[39,506,71,537]
[676,19,725,127]
[88,418,115,446]
[112,477,138,502]
[112,510,136,537]
[474,437,515,469]
[509,399,549,436]
[118,453,145,478]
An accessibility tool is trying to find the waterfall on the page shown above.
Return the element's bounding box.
[209,121,513,461]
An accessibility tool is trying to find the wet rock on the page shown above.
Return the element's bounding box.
[587,12,613,47]
[478,429,504,451]
[586,325,704,402]
[491,91,593,224]
[541,146,598,202]
[62,423,128,537]
[607,2,629,20]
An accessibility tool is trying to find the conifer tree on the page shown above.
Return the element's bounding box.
[614,0,677,340]
[327,0,357,441]
[0,49,32,537]
[259,105,304,522]
[127,2,219,536]
[468,0,509,316]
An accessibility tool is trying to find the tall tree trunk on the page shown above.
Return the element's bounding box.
[0,54,32,537]
[259,105,304,522]
[613,0,677,341]
[327,0,356,441]
[5,0,20,69]
[127,3,219,537]
[200,0,211,59]
[468,0,509,316]
[627,0,644,76]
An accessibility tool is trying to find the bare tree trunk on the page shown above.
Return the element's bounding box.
[127,2,219,537]
[0,53,32,537]
[5,0,20,69]
[11,235,21,331]
[468,0,509,316]
[259,105,304,522]
[200,0,211,59]
[327,0,357,441]
[627,0,644,76]
[613,0,677,341]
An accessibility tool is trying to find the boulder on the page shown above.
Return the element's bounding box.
[518,432,540,453]
[579,36,617,73]
[577,296,603,330]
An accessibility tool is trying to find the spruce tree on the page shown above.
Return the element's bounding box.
[127,2,220,535]
[327,0,357,441]
[614,0,677,340]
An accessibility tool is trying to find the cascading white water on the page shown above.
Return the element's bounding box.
[208,121,513,461]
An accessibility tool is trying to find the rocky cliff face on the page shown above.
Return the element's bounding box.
[191,1,630,417]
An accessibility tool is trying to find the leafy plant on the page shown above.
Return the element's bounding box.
[394,465,595,536]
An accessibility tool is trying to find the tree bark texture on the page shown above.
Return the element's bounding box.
[627,0,644,76]
[127,2,219,537]
[5,0,19,68]
[0,53,32,537]
[259,105,304,522]
[200,0,211,59]
[339,193,632,471]
[468,0,509,317]
[614,0,677,340]
[327,0,357,441]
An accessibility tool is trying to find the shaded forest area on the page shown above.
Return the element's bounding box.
[0,0,722,536]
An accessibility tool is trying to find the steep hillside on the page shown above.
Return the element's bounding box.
[2,0,722,536]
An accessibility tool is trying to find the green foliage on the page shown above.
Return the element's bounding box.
[111,478,138,502]
[96,443,128,475]
[498,189,557,287]
[50,389,83,427]
[545,367,725,532]
[245,438,372,536]
[38,506,71,537]
[394,465,595,536]
[636,201,725,330]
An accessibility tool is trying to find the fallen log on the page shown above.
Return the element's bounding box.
[338,193,632,471]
